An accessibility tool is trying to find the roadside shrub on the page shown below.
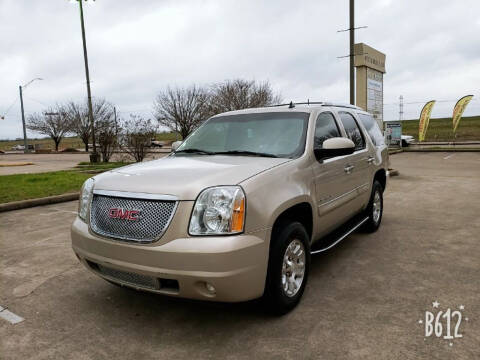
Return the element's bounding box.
[121,114,157,162]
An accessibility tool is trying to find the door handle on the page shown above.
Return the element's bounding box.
[367,156,375,164]
[344,165,355,174]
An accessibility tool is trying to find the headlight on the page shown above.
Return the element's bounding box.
[189,186,245,235]
[78,178,94,221]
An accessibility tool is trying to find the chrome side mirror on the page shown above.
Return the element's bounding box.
[314,137,355,160]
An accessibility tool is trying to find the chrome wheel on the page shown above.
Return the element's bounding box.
[281,239,306,297]
[372,190,382,224]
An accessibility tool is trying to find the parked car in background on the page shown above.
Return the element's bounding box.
[150,139,163,148]
[11,144,34,151]
[401,135,414,147]
[72,102,388,314]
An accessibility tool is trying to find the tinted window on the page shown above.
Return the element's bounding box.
[314,112,340,148]
[176,112,309,159]
[358,113,385,146]
[339,112,365,151]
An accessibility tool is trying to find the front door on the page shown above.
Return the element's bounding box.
[312,111,356,237]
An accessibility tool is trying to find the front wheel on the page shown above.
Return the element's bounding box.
[263,222,310,315]
[361,180,383,233]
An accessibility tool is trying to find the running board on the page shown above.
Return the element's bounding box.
[310,215,369,254]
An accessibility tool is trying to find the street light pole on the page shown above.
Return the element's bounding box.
[349,0,355,105]
[19,85,29,153]
[18,77,43,154]
[77,0,99,162]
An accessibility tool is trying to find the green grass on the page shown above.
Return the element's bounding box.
[0,171,92,204]
[399,115,480,142]
[0,137,85,151]
[155,132,181,141]
[75,162,131,171]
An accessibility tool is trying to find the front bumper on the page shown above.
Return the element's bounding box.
[71,217,269,302]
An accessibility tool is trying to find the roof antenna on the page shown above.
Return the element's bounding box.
[289,101,295,108]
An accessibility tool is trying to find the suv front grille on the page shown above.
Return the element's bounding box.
[89,193,177,243]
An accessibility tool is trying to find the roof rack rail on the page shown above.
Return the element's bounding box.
[267,101,363,110]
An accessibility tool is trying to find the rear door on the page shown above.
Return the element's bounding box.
[336,111,372,213]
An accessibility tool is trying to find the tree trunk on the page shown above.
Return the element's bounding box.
[84,142,89,152]
[54,139,60,152]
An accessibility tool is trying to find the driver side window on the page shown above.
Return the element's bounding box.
[314,112,341,148]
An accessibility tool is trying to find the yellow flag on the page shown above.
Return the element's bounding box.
[452,95,473,132]
[418,100,435,142]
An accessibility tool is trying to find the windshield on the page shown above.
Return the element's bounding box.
[175,112,309,159]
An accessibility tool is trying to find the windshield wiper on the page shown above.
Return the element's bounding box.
[174,148,214,155]
[212,150,279,158]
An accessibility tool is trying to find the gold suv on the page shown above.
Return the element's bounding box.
[71,102,388,314]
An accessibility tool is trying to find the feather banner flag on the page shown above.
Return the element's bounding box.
[418,100,436,142]
[452,95,473,132]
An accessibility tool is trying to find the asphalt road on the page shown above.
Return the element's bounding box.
[1,152,479,359]
[0,151,170,175]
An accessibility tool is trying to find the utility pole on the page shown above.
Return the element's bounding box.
[18,78,42,153]
[349,0,355,105]
[77,0,99,162]
[113,106,118,134]
[19,85,29,153]
[399,95,404,121]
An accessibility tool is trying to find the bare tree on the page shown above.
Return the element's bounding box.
[27,106,71,151]
[66,101,89,151]
[66,98,115,152]
[97,117,119,162]
[208,79,282,115]
[153,85,210,139]
[121,114,156,162]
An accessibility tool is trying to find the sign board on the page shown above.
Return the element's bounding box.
[385,121,402,147]
[366,68,383,125]
[354,43,386,130]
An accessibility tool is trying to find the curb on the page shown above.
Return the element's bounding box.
[403,148,480,152]
[0,193,79,213]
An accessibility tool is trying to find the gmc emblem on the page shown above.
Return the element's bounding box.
[108,208,141,221]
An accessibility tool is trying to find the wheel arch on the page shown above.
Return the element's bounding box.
[374,168,386,191]
[270,201,313,244]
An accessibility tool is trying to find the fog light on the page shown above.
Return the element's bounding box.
[205,282,216,294]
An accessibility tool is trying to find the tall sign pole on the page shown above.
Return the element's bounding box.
[354,43,386,130]
[349,0,355,105]
[77,0,99,162]
[19,85,29,153]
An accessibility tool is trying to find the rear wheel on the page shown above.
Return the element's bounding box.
[264,222,310,314]
[361,180,383,232]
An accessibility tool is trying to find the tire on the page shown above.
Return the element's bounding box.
[361,180,383,233]
[263,221,310,315]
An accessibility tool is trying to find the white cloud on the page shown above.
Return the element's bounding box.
[1,0,479,139]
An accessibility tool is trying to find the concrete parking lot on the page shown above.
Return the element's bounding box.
[1,152,479,359]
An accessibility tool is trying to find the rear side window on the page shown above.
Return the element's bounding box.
[358,113,385,146]
[339,112,365,151]
[314,112,341,148]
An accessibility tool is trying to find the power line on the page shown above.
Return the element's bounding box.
[2,97,19,116]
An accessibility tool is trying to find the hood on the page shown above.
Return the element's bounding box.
[93,155,290,200]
